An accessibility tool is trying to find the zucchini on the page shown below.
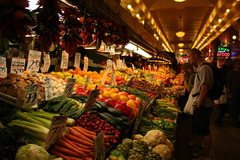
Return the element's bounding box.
[71,95,88,103]
[94,102,108,112]
[107,107,123,117]
[120,115,129,122]
[95,101,108,110]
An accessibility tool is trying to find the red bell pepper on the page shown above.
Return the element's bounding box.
[114,104,132,116]
[104,98,117,108]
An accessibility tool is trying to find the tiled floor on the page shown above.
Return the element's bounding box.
[175,107,240,160]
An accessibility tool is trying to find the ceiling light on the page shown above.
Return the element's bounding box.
[127,4,132,9]
[210,29,213,32]
[226,9,230,12]
[174,0,186,2]
[176,14,185,37]
[218,19,222,22]
[178,43,184,47]
[179,49,184,52]
[176,31,185,37]
[136,13,140,18]
[232,35,237,40]
[207,33,210,36]
[142,20,145,25]
[213,25,217,28]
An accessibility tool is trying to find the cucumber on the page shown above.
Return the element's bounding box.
[120,115,129,122]
[95,101,108,110]
[107,107,123,117]
[94,102,108,112]
[71,95,88,103]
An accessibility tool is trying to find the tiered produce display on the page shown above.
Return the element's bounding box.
[0,65,181,160]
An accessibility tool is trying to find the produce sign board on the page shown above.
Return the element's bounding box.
[23,84,39,109]
[83,56,89,72]
[84,75,91,91]
[10,58,25,76]
[44,76,53,101]
[84,89,100,112]
[26,50,41,72]
[0,56,7,78]
[94,131,105,160]
[60,51,69,69]
[64,78,76,97]
[45,115,68,150]
[0,92,23,108]
[74,52,81,68]
[41,52,51,73]
[131,105,144,139]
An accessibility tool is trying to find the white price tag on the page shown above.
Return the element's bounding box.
[83,56,89,72]
[113,62,117,70]
[101,68,110,85]
[84,75,91,91]
[74,52,81,68]
[44,76,53,101]
[0,56,7,78]
[110,72,116,86]
[45,115,68,150]
[106,59,113,70]
[132,64,136,71]
[23,84,39,109]
[41,52,51,73]
[60,51,69,69]
[10,58,25,76]
[64,78,76,97]
[26,50,41,72]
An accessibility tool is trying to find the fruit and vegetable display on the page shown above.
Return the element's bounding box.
[0,60,183,160]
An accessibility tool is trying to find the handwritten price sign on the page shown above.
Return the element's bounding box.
[10,58,25,76]
[0,57,7,78]
[23,84,39,109]
[94,131,105,160]
[83,56,89,72]
[64,78,76,97]
[26,50,41,72]
[44,76,53,101]
[74,52,81,68]
[61,51,69,69]
[45,115,68,150]
[41,52,51,73]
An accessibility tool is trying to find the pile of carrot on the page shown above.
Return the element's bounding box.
[51,126,96,160]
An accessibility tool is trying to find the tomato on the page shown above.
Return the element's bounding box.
[128,94,136,100]
[118,91,129,96]
[119,95,129,102]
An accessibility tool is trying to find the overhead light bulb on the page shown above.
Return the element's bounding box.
[178,43,184,47]
[218,19,222,22]
[136,13,140,18]
[127,4,132,9]
[213,25,217,28]
[179,49,184,52]
[174,0,186,2]
[226,9,230,12]
[176,31,185,37]
[142,20,145,25]
[210,29,213,32]
[232,35,237,40]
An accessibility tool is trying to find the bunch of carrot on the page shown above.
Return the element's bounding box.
[51,126,96,160]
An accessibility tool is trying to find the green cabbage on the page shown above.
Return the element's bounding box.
[15,144,49,160]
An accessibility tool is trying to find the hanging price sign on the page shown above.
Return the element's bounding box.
[60,51,69,69]
[23,84,39,109]
[45,115,68,150]
[64,78,76,97]
[74,52,81,68]
[0,56,7,78]
[10,58,25,76]
[84,76,91,91]
[41,52,51,73]
[83,56,89,72]
[26,50,41,72]
[94,131,105,160]
[44,76,53,101]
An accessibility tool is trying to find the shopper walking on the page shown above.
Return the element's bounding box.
[187,49,214,160]
[226,58,240,128]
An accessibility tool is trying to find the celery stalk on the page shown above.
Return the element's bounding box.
[15,111,44,126]
[28,111,57,121]
[8,120,49,141]
[28,115,51,129]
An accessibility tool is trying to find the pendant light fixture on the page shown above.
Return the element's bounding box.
[176,14,185,37]
[178,43,184,47]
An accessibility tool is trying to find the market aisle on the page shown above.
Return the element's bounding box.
[175,107,240,160]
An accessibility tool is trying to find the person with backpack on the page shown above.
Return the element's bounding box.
[226,58,240,128]
[187,49,214,160]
